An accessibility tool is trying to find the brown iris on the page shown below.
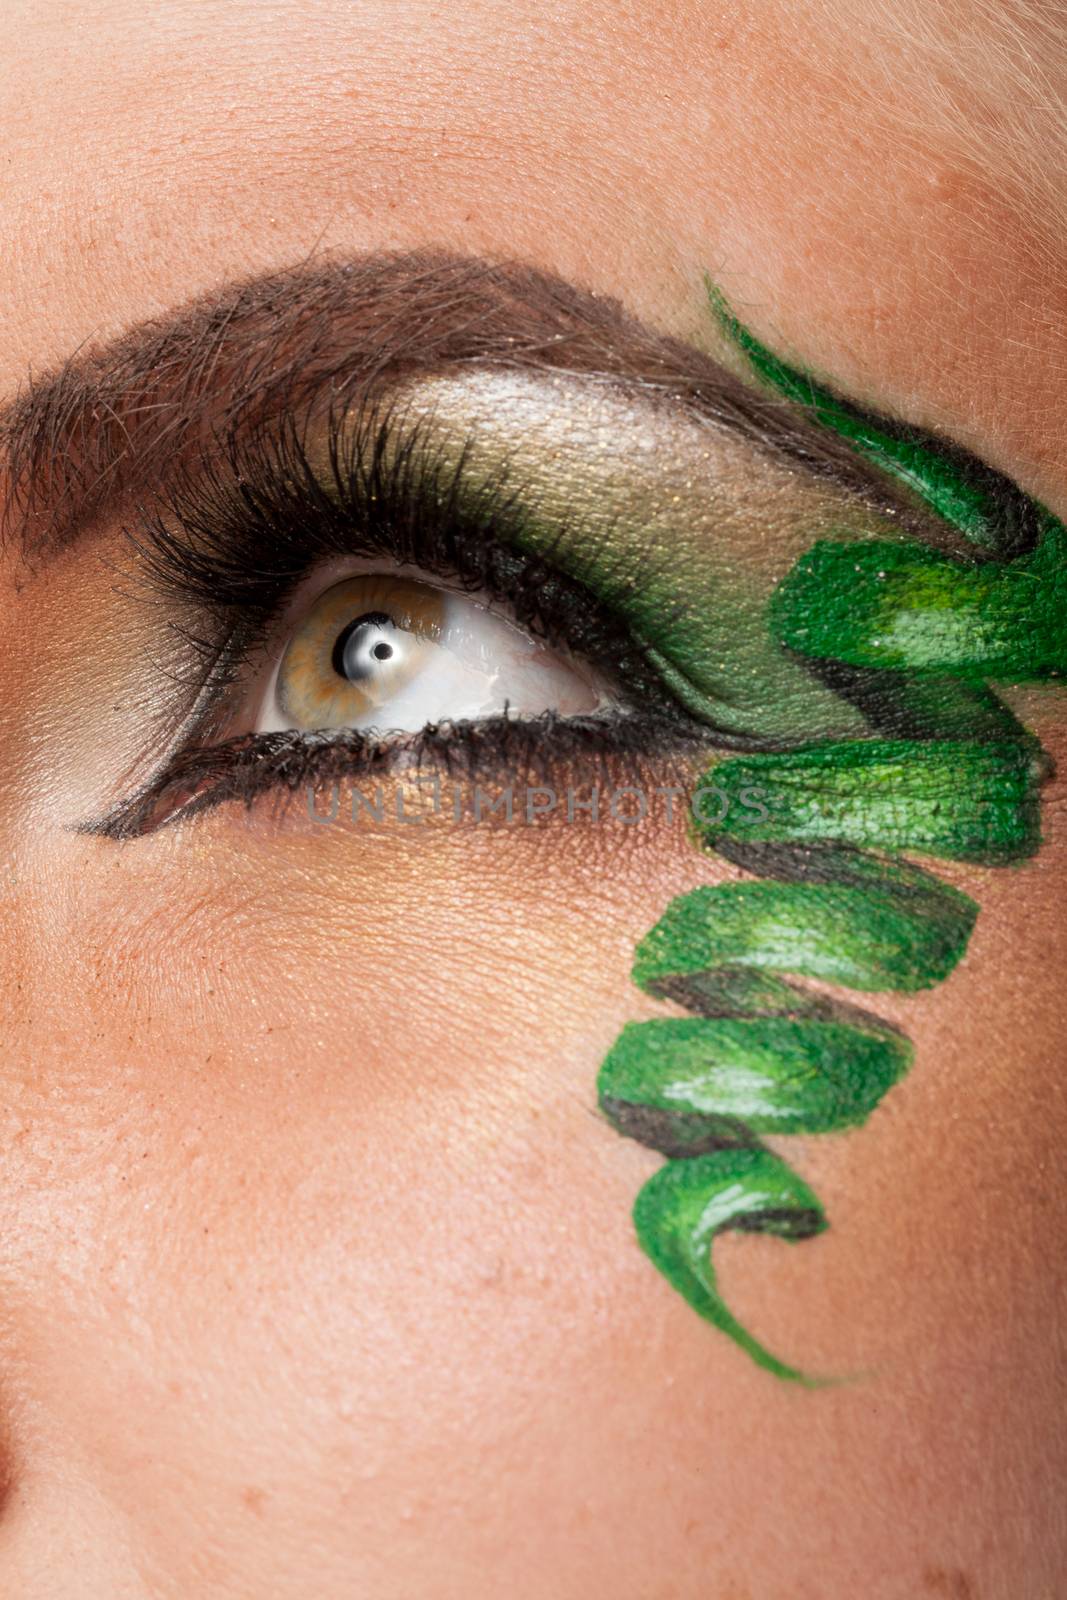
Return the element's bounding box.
[275,575,445,730]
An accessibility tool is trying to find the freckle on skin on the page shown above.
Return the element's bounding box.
[923,1566,977,1599]
[242,1486,267,1516]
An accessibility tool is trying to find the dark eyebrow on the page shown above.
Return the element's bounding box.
[0,250,975,563]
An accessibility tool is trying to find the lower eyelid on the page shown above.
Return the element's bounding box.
[82,707,706,839]
[120,400,750,823]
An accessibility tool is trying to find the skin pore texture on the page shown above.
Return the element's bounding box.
[1,3,1066,1599]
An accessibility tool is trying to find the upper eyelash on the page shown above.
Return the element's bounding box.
[125,396,684,722]
[86,394,731,835]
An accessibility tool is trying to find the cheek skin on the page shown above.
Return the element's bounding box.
[0,736,1064,1597]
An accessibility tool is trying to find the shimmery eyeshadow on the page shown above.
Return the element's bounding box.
[387,370,909,741]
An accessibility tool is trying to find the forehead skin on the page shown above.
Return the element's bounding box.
[1,0,1065,516]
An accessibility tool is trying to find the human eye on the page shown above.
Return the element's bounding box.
[85,395,713,838]
[254,569,612,736]
[77,270,1055,844]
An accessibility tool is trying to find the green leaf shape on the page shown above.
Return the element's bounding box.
[770,522,1067,680]
[632,871,977,997]
[632,1148,829,1384]
[596,281,1061,1384]
[705,738,1043,864]
[706,279,1041,557]
[599,1015,910,1140]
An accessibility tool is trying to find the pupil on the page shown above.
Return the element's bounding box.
[331,611,399,683]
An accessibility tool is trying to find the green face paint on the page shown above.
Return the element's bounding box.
[705,280,1044,559]
[770,520,1067,679]
[388,370,920,741]
[706,737,1043,863]
[632,1150,827,1385]
[327,324,1058,1380]
[601,1015,911,1140]
[598,285,1061,1381]
[631,860,978,996]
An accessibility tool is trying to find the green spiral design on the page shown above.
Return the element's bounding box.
[597,287,1063,1382]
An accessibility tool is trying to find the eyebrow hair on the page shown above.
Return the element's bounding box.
[0,250,986,563]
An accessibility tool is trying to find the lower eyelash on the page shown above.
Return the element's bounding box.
[82,706,708,839]
[106,396,723,821]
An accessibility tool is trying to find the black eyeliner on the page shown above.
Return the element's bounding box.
[83,397,717,836]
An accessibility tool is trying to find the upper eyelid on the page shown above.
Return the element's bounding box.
[135,403,685,682]
[95,320,1056,808]
[1,250,1024,575]
[83,405,710,836]
[244,555,550,646]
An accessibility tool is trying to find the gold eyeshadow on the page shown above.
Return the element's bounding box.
[72,343,1055,835]
[357,368,920,741]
